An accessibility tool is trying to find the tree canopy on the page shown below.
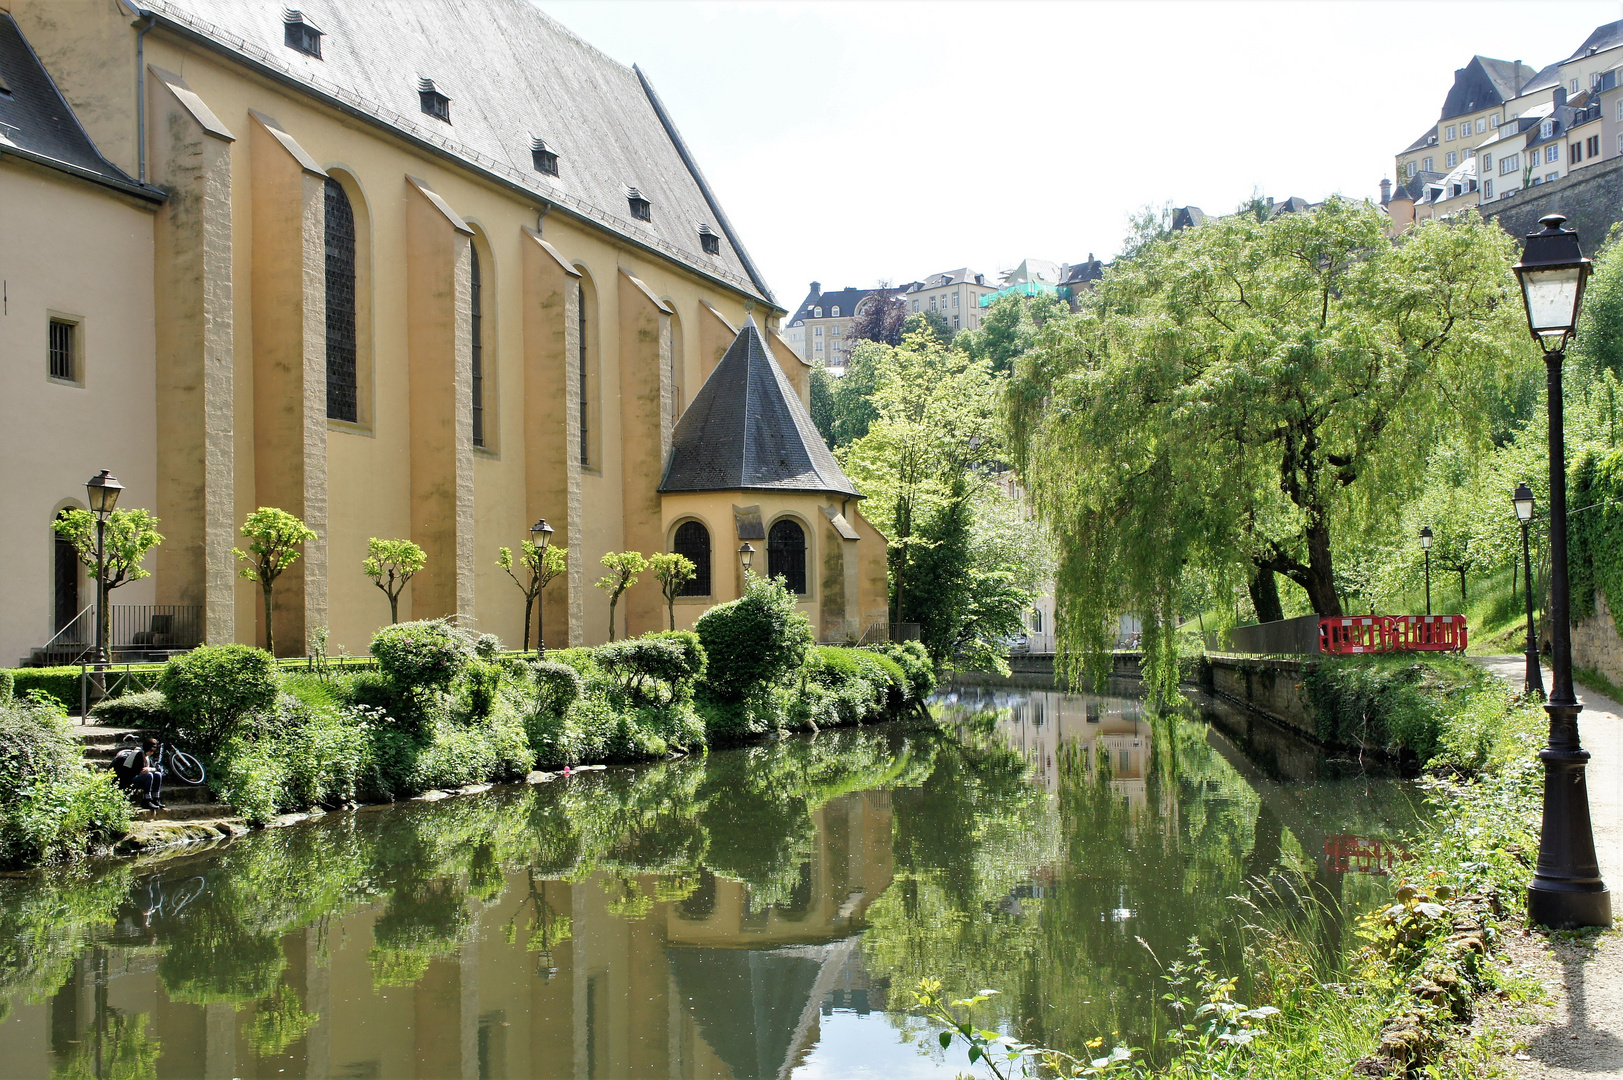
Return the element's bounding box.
[1006,198,1531,692]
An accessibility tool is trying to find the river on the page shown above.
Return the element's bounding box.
[0,682,1418,1078]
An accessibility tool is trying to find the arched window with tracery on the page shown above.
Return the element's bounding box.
[324,177,358,421]
[768,518,806,595]
[672,521,711,596]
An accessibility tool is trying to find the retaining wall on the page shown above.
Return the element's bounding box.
[1572,591,1623,686]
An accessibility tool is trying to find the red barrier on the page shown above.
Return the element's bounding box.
[1318,614,1467,655]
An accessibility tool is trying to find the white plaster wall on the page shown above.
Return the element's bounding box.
[0,161,158,666]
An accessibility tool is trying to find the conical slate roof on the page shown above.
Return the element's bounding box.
[660,320,859,497]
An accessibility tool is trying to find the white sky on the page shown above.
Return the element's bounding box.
[538,0,1623,311]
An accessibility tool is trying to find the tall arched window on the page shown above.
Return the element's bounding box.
[53,510,80,634]
[672,521,711,596]
[578,280,589,466]
[768,518,806,595]
[324,177,358,422]
[470,245,484,447]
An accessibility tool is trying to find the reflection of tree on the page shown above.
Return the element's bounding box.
[245,980,319,1058]
[49,1008,159,1080]
[368,880,471,987]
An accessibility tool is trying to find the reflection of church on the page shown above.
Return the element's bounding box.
[15,791,896,1079]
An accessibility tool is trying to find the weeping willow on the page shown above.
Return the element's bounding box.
[1008,198,1532,700]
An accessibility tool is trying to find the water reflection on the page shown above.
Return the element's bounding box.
[0,690,1417,1078]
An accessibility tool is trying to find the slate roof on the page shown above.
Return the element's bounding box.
[0,14,161,200]
[1564,20,1623,63]
[1059,256,1105,286]
[1402,126,1438,154]
[1521,62,1563,97]
[134,0,775,307]
[1440,56,1535,120]
[906,268,991,292]
[660,320,860,498]
[1171,206,1205,230]
[788,284,873,324]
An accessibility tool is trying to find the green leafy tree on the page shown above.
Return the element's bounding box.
[595,551,648,642]
[902,309,954,345]
[956,291,1066,375]
[1007,199,1529,694]
[827,341,882,447]
[498,541,568,653]
[53,508,163,655]
[649,552,697,631]
[234,508,316,655]
[363,538,426,624]
[809,362,836,444]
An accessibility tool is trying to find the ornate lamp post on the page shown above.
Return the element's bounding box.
[530,518,553,657]
[1419,526,1434,616]
[738,542,755,591]
[1514,483,1545,699]
[1512,212,1609,929]
[84,469,123,666]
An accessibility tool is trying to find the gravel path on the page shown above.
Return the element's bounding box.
[1472,656,1623,1076]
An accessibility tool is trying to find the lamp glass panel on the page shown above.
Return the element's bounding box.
[1514,496,1534,521]
[1520,266,1583,338]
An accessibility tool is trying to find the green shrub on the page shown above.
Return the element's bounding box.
[460,659,501,722]
[159,644,278,753]
[281,673,344,712]
[211,740,287,825]
[596,634,707,705]
[695,577,813,700]
[530,660,583,719]
[0,698,131,868]
[868,641,935,699]
[1305,655,1508,769]
[370,620,471,691]
[7,668,84,712]
[88,690,172,730]
[0,670,12,701]
[855,650,911,713]
[698,684,791,745]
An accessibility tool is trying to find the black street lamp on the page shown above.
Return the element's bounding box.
[1512,212,1609,929]
[530,518,554,658]
[1419,526,1433,616]
[84,469,123,667]
[738,542,755,580]
[1514,483,1545,699]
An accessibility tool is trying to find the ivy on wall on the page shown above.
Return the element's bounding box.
[1566,448,1623,621]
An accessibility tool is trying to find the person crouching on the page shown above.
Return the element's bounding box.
[113,738,165,810]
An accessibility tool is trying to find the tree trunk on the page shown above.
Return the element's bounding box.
[1247,565,1284,624]
[522,596,534,652]
[608,596,619,642]
[389,591,400,624]
[668,600,676,632]
[1301,514,1343,617]
[1458,568,1467,604]
[262,584,275,655]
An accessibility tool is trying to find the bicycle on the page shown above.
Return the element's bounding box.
[121,733,207,786]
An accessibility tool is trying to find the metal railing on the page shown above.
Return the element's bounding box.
[109,605,203,659]
[38,605,96,665]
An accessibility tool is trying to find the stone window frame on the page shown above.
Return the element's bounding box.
[765,512,814,599]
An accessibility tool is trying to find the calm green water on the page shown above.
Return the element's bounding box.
[0,684,1417,1079]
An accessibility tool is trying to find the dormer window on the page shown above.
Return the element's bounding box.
[531,138,559,176]
[814,306,823,318]
[626,187,651,222]
[1542,119,1554,139]
[831,305,841,317]
[283,10,323,57]
[418,79,451,123]
[698,222,719,255]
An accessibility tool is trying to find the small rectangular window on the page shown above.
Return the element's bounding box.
[48,319,76,382]
[1422,156,1433,171]
[627,189,651,221]
[1446,125,1457,140]
[1477,118,1487,134]
[419,82,451,123]
[1572,143,1582,164]
[1573,79,1582,93]
[1588,134,1601,157]
[284,18,322,57]
[700,231,719,255]
[1446,151,1458,167]
[1549,172,1561,182]
[1485,179,1493,197]
[532,146,558,176]
[1548,145,1561,163]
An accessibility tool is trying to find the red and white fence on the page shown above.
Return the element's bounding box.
[1318,614,1467,655]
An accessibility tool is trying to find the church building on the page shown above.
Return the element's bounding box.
[0,0,890,663]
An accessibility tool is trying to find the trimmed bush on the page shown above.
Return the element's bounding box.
[596,634,707,705]
[7,668,84,712]
[867,641,935,700]
[370,620,471,691]
[159,645,279,753]
[88,690,172,730]
[0,670,12,702]
[0,697,131,868]
[530,660,584,720]
[695,577,812,701]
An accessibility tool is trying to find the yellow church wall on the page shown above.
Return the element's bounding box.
[0,158,159,667]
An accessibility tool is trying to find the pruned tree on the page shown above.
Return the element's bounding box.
[649,552,697,631]
[1007,198,1529,695]
[363,538,426,624]
[498,541,568,653]
[595,551,648,642]
[53,508,163,654]
[234,507,316,655]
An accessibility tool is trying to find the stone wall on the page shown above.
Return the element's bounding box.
[1572,591,1623,686]
[1479,156,1623,251]
[1205,655,1318,741]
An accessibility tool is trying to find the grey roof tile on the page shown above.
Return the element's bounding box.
[137,0,773,305]
[0,13,160,200]
[660,320,859,497]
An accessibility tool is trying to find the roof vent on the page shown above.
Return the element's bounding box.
[418,78,451,123]
[698,222,719,255]
[530,137,559,177]
[283,9,323,57]
[626,187,651,222]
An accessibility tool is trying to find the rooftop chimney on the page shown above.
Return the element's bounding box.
[1380,178,1392,205]
[1555,85,1568,108]
[809,281,821,297]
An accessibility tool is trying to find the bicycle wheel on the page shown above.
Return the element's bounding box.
[169,750,206,786]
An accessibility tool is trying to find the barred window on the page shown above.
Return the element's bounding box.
[48,319,76,381]
[324,178,357,421]
[672,521,711,596]
[768,519,806,595]
[471,245,484,447]
[579,281,589,466]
